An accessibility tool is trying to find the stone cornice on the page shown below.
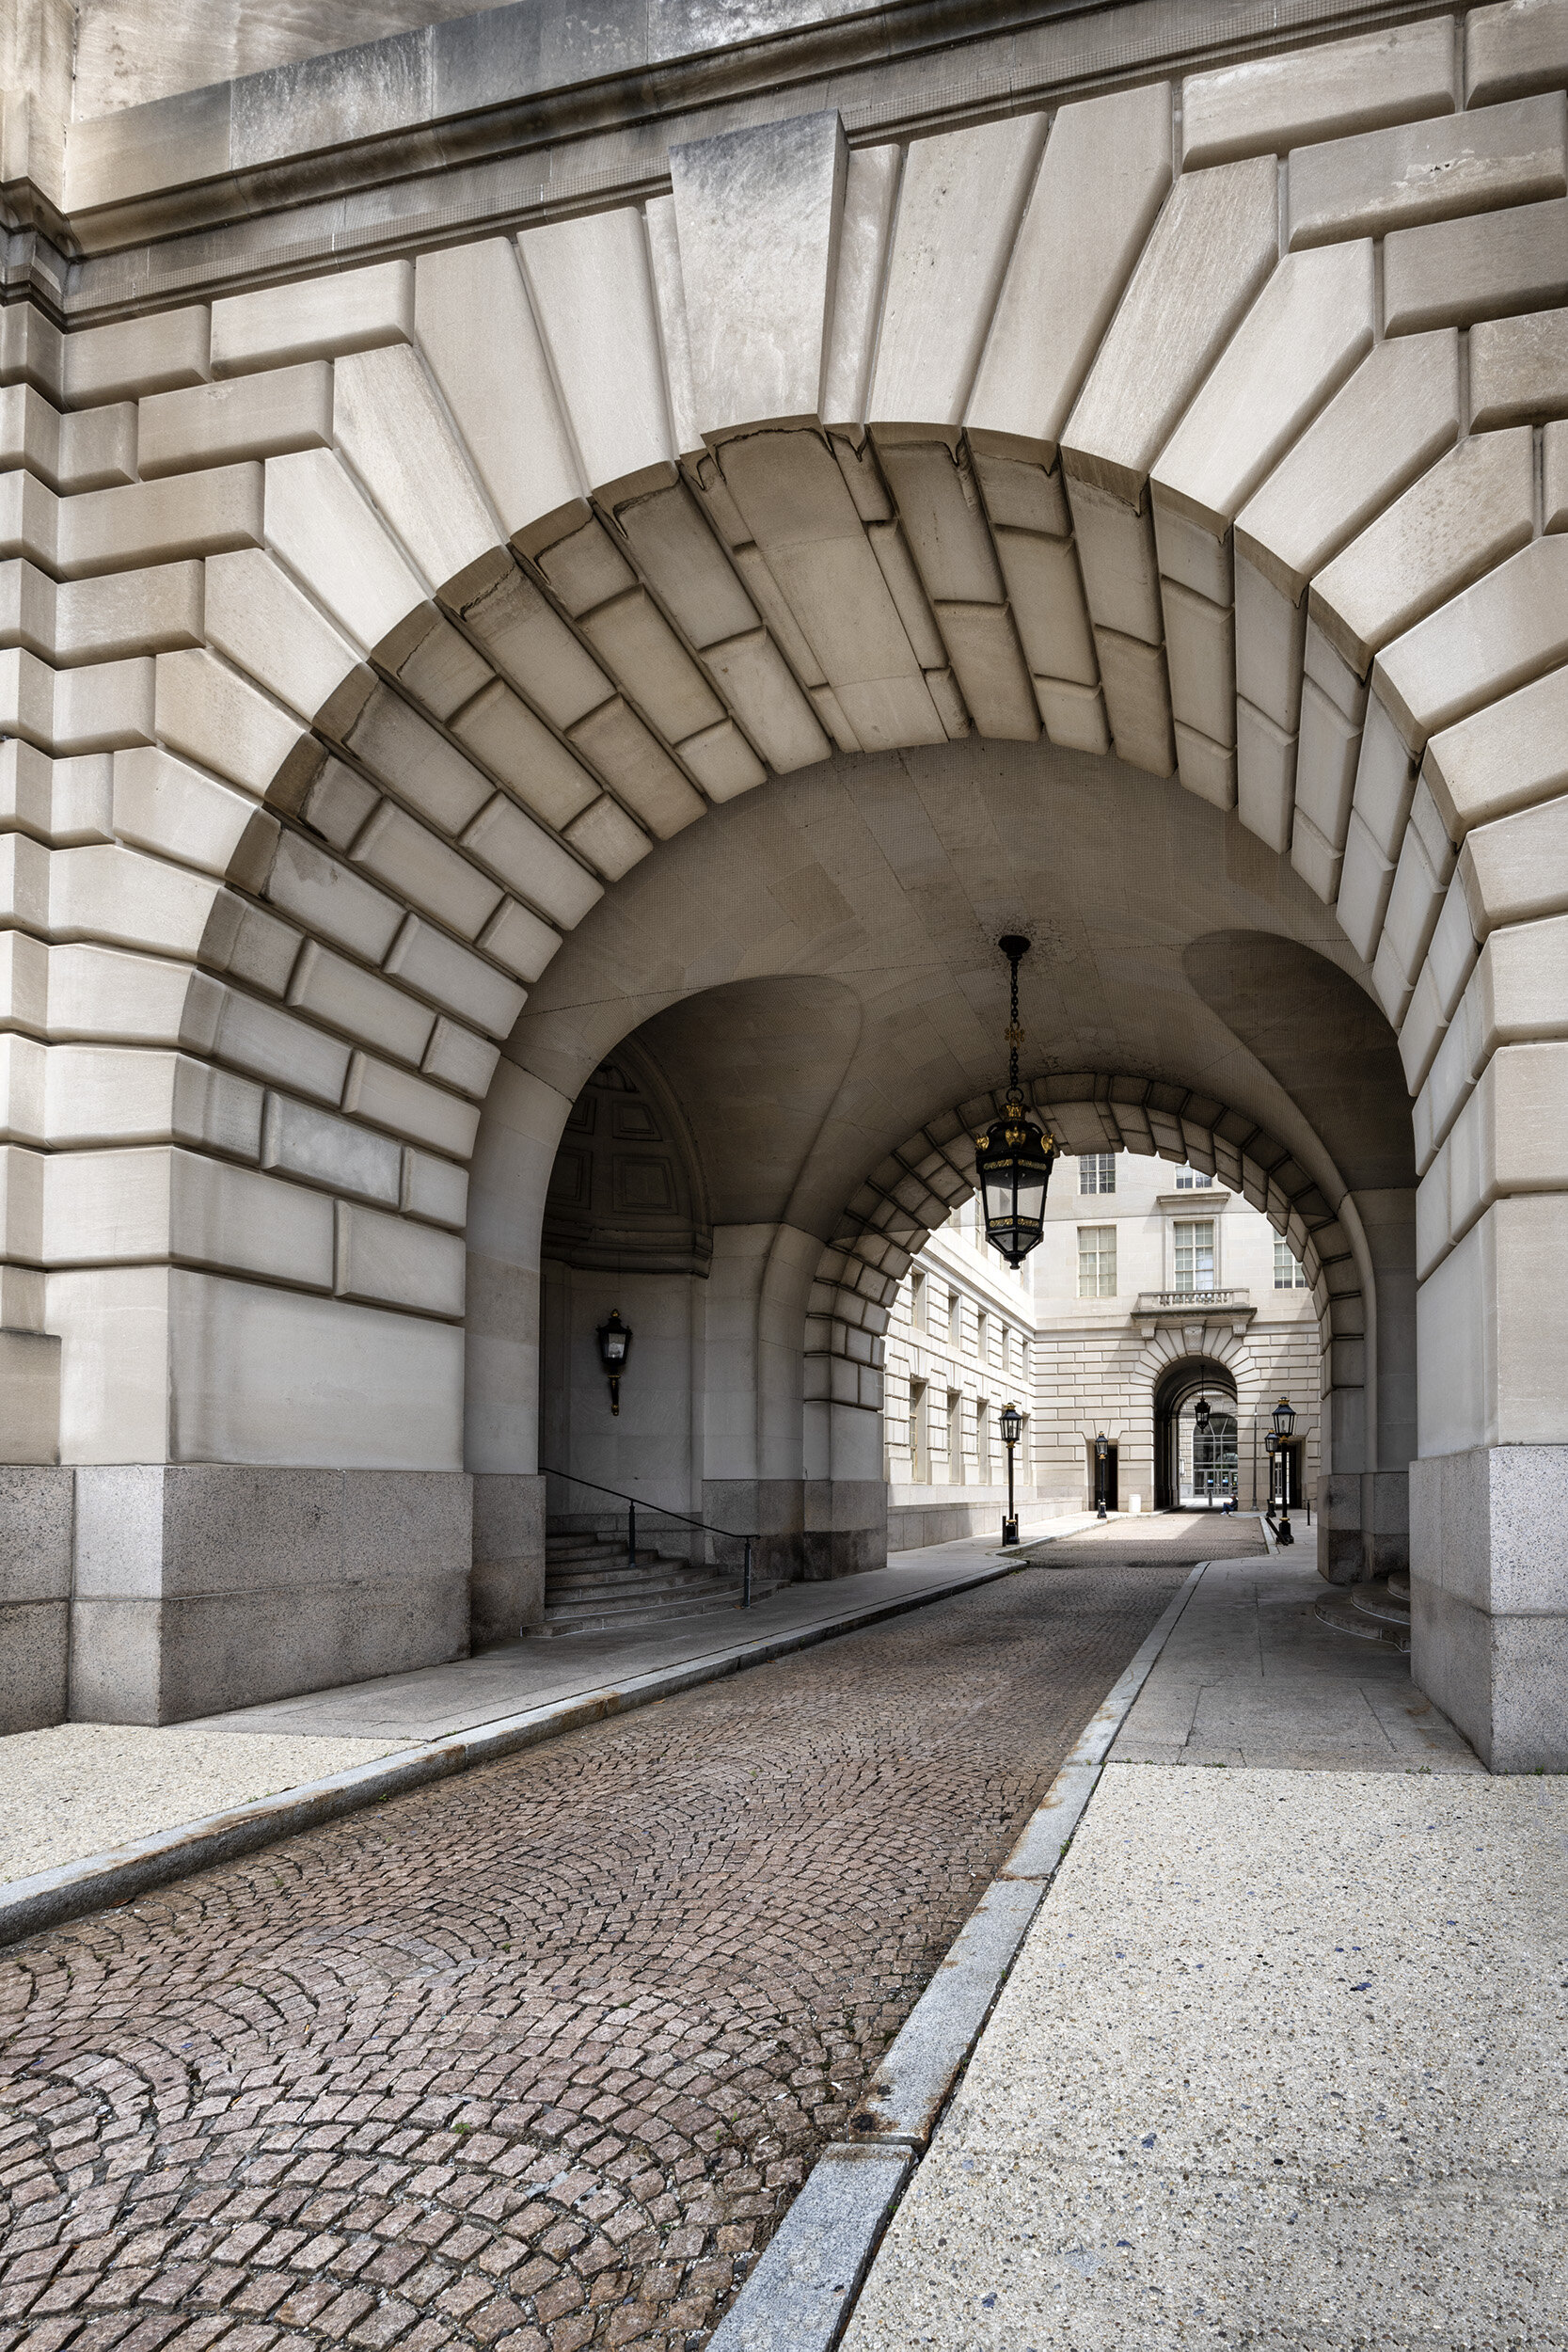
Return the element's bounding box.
[27,0,1451,321]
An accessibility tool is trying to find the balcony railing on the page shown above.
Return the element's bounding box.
[1134,1288,1255,1322]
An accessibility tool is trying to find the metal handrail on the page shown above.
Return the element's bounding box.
[540,1465,754,1607]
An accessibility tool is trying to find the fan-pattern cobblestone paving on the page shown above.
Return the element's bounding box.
[0,1522,1261,2352]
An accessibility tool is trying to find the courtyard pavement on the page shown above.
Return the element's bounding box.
[840,1553,1567,2351]
[0,1522,1241,2351]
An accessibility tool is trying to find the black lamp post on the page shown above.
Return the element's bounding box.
[1000,1401,1022,1547]
[1193,1389,1212,1509]
[596,1310,632,1416]
[1263,1428,1278,1524]
[1094,1431,1108,1520]
[1272,1395,1296,1545]
[974,937,1056,1267]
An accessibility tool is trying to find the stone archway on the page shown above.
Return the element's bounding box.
[7,14,1566,1759]
[1150,1355,1242,1512]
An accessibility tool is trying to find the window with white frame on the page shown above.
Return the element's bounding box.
[1078,1226,1117,1298]
[975,1308,988,1363]
[1175,1166,1213,1188]
[910,1268,927,1330]
[1079,1152,1116,1194]
[909,1377,927,1479]
[975,1399,991,1483]
[1275,1237,1309,1288]
[1173,1218,1215,1293]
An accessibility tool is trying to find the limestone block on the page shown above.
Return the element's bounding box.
[1233,553,1307,732]
[1470,303,1568,427]
[0,644,53,750]
[1350,691,1418,861]
[112,747,278,888]
[382,915,526,1042]
[0,303,61,402]
[446,679,597,833]
[1423,660,1568,839]
[459,794,601,929]
[1235,331,1459,616]
[869,115,1048,427]
[0,1333,59,1467]
[726,542,824,680]
[1066,480,1163,644]
[286,939,434,1066]
[1176,723,1238,815]
[578,588,724,741]
[263,830,402,963]
[54,562,202,666]
[994,532,1096,685]
[644,194,698,455]
[155,645,306,798]
[1182,18,1455,167]
[261,1093,401,1207]
[562,794,655,881]
[57,464,261,580]
[1152,243,1375,539]
[1427,869,1483,1018]
[56,404,137,494]
[517,210,672,490]
[1476,909,1568,1058]
[929,603,1037,740]
[567,699,705,836]
[210,987,349,1105]
[335,1200,465,1318]
[1309,427,1534,678]
[670,111,847,437]
[264,449,423,657]
[1,1029,46,1143]
[1290,90,1566,251]
[1062,157,1277,504]
[422,1016,499,1100]
[322,680,491,840]
[1034,677,1110,754]
[823,144,900,424]
[1161,580,1235,747]
[611,481,757,649]
[343,1054,481,1159]
[53,657,156,755]
[1152,505,1232,608]
[0,931,48,1039]
[43,1145,335,1289]
[62,306,210,407]
[969,83,1171,456]
[414,238,578,540]
[1468,0,1568,106]
[212,262,413,378]
[442,556,610,732]
[874,442,1004,607]
[1373,534,1568,754]
[1384,193,1568,331]
[1447,1041,1568,1248]
[137,362,331,479]
[334,344,497,593]
[1547,418,1568,528]
[42,1047,261,1157]
[0,381,57,482]
[47,843,221,967]
[1236,701,1296,850]
[974,453,1070,538]
[678,719,766,803]
[375,609,490,729]
[204,552,360,738]
[1462,792,1568,932]
[1093,628,1175,776]
[531,516,637,617]
[403,1149,467,1230]
[1336,806,1400,964]
[477,899,561,990]
[699,629,831,771]
[864,522,944,665]
[1382,803,1452,983]
[1290,805,1343,903]
[811,682,862,750]
[349,803,501,942]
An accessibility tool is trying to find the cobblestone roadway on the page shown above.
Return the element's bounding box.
[1,1522,1262,2352]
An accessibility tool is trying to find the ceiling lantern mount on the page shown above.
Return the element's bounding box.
[974,935,1056,1268]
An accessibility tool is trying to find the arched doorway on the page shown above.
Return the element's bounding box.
[1153,1359,1239,1513]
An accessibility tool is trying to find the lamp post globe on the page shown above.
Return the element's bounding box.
[999,1401,1022,1548]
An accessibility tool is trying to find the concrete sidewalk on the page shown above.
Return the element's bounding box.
[839,1556,1566,2348]
[1,1526,1094,1906]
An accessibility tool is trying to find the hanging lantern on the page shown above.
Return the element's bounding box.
[1194,1394,1212,1434]
[596,1309,633,1415]
[974,936,1056,1267]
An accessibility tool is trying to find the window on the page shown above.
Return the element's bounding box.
[909,1378,927,1479]
[910,1269,927,1331]
[974,1309,988,1364]
[1275,1237,1309,1288]
[999,1322,1009,1372]
[1079,1152,1116,1194]
[946,1389,963,1484]
[976,1400,991,1483]
[946,1290,960,1346]
[1175,1167,1213,1188]
[1078,1225,1117,1298]
[1173,1218,1215,1293]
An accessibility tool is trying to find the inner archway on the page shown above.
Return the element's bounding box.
[1153,1359,1240,1513]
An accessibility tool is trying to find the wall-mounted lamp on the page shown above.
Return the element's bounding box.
[596,1310,632,1416]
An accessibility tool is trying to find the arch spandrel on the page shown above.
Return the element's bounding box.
[8,7,1568,1754]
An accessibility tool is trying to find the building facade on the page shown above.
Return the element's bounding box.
[2,0,1567,1771]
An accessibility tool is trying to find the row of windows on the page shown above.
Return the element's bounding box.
[903,1379,1027,1481]
[907,1270,1025,1364]
[1075,1225,1310,1298]
[1078,1152,1215,1195]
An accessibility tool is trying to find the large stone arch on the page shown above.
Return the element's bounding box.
[6,8,1566,1759]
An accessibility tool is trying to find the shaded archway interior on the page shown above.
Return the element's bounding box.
[1152,1356,1239,1512]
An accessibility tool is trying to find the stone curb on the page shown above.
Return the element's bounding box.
[0,1557,1024,1951]
[706,1558,1212,2352]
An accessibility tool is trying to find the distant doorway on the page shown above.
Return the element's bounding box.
[1153,1359,1239,1511]
[1086,1438,1118,1513]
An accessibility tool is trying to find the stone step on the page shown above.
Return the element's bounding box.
[545,1573,737,1607]
[1387,1569,1411,1600]
[537,1588,748,1638]
[1351,1581,1413,1629]
[1313,1591,1410,1654]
